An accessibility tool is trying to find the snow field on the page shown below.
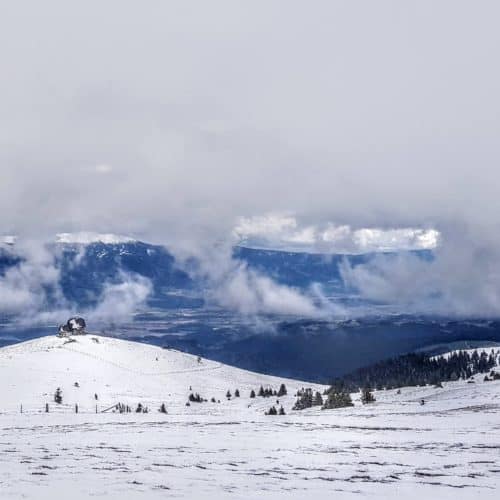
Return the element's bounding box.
[0,335,498,499]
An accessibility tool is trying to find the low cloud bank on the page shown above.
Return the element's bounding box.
[4,226,500,326]
[173,241,345,321]
[0,241,152,325]
[340,227,500,318]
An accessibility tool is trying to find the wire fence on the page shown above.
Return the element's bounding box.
[8,402,158,415]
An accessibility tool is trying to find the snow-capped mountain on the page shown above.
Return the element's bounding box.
[55,232,136,244]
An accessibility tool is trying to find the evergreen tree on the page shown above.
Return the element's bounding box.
[235,389,240,397]
[189,393,203,403]
[360,388,375,404]
[258,386,265,397]
[326,348,500,393]
[265,406,277,415]
[322,388,353,410]
[250,389,256,398]
[278,406,286,415]
[312,391,323,406]
[159,403,167,414]
[226,390,232,399]
[277,383,287,397]
[292,388,313,410]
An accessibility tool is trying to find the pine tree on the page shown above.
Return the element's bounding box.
[159,403,167,414]
[226,390,232,399]
[258,386,265,397]
[265,406,277,415]
[312,391,323,406]
[322,388,353,410]
[277,383,287,397]
[292,388,313,410]
[250,389,256,398]
[235,389,240,397]
[360,388,375,404]
[278,406,286,415]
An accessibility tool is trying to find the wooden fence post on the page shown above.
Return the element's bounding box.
[45,403,49,413]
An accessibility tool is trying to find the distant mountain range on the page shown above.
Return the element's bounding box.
[1,241,499,382]
[0,240,433,307]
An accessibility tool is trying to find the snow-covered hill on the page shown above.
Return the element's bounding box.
[0,334,317,415]
[0,336,499,499]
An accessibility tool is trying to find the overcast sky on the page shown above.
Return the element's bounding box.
[1,0,499,248]
[2,2,500,319]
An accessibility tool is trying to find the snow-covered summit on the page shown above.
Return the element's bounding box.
[1,234,17,245]
[56,232,136,245]
[0,334,318,415]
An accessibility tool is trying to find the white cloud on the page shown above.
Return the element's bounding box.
[0,242,151,324]
[91,273,152,322]
[339,227,500,318]
[180,240,341,320]
[0,2,499,245]
[234,215,439,254]
[94,164,113,174]
[0,242,65,315]
[211,264,322,318]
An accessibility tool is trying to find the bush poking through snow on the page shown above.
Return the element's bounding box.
[54,388,62,404]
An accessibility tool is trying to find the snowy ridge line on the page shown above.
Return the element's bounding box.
[60,343,224,377]
[430,347,500,362]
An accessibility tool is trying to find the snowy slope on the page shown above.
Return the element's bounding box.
[431,346,500,361]
[0,334,317,415]
[0,335,499,499]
